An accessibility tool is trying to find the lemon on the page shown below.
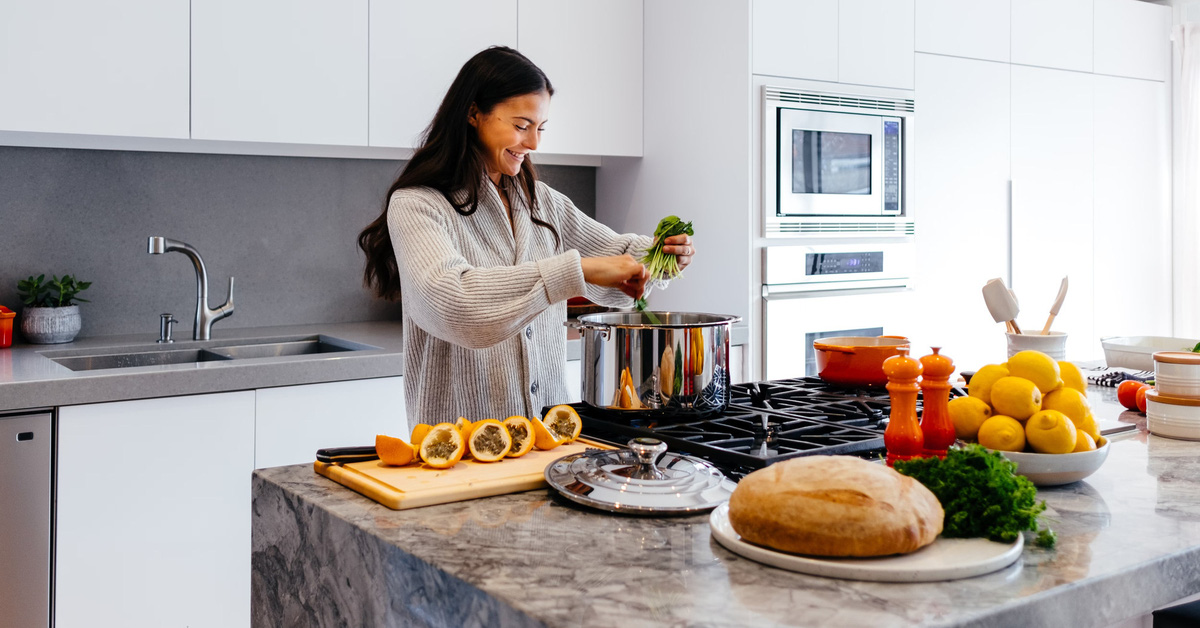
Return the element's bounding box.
[1058,361,1087,395]
[977,415,1026,452]
[1072,430,1097,453]
[968,364,1010,405]
[1025,409,1078,454]
[1042,388,1091,427]
[1074,409,1101,441]
[949,396,993,440]
[990,376,1043,420]
[1007,350,1062,394]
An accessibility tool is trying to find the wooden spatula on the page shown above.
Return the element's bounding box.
[1040,277,1069,335]
[982,278,1022,334]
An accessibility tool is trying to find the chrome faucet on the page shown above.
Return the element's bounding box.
[147,237,234,340]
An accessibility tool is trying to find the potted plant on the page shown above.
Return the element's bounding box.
[17,274,92,344]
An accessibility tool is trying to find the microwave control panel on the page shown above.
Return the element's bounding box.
[883,121,901,213]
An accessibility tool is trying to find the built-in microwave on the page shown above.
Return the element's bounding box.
[763,85,915,237]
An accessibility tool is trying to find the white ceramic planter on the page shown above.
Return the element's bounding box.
[21,305,81,344]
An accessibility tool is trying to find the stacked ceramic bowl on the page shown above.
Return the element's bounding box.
[1146,351,1200,440]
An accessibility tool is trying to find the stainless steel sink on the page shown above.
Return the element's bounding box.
[51,348,231,371]
[206,337,370,360]
[46,335,378,372]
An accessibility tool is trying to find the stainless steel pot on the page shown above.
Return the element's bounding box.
[566,312,741,418]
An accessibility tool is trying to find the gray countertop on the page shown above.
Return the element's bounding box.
[0,320,750,412]
[250,388,1200,628]
[0,321,407,412]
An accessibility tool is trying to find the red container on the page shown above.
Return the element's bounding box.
[0,306,14,348]
[812,335,911,387]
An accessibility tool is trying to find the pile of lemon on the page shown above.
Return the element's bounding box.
[949,350,1099,454]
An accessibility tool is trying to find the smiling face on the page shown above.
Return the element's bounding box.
[469,90,550,184]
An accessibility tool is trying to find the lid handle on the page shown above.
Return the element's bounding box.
[627,438,669,480]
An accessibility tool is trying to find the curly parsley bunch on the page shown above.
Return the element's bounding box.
[895,444,1056,548]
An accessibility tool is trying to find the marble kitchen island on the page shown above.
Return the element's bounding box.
[251,397,1200,627]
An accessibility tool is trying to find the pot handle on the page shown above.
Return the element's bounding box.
[564,319,611,340]
[813,341,856,354]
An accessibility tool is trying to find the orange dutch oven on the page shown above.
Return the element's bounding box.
[812,336,911,387]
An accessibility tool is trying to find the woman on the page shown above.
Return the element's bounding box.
[358,46,695,427]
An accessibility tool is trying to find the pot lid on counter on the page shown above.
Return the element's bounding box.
[545,438,735,515]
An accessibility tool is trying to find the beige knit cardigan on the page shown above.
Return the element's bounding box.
[387,179,651,428]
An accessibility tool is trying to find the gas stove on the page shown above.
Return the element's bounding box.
[555,376,964,480]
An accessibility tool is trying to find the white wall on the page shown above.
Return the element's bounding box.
[595,1,753,330]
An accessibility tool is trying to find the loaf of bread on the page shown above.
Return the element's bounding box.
[728,456,944,557]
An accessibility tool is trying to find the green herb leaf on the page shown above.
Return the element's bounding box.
[894,444,1055,546]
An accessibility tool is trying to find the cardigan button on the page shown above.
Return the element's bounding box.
[525,326,533,339]
[530,381,539,395]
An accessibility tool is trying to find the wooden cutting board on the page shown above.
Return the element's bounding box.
[313,438,612,510]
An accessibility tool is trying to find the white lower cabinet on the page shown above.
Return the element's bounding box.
[55,377,407,627]
[56,391,256,628]
[255,376,407,468]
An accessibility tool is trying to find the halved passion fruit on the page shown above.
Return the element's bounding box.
[375,434,414,466]
[467,419,512,463]
[418,423,466,469]
[543,405,582,443]
[531,415,565,450]
[502,415,535,458]
[411,423,432,449]
[455,416,475,438]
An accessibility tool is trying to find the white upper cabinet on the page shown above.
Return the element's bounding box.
[1012,0,1093,72]
[839,0,915,89]
[518,0,642,156]
[1093,75,1171,339]
[915,0,1010,62]
[369,0,517,148]
[1094,0,1171,81]
[752,0,839,82]
[191,0,369,145]
[1011,65,1096,360]
[0,1,189,138]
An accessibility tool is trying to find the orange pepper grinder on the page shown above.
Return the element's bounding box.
[919,347,956,459]
[883,347,924,466]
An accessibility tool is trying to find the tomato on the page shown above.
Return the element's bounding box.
[1117,380,1148,410]
[1136,385,1150,414]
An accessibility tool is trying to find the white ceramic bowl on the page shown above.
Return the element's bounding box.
[1102,336,1200,371]
[1146,389,1200,440]
[1153,352,1200,398]
[993,438,1110,486]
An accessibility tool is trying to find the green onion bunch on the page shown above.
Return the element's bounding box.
[634,216,694,323]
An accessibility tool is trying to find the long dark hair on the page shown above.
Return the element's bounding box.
[358,46,558,301]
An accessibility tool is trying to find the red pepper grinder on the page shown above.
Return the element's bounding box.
[919,347,956,459]
[883,347,924,466]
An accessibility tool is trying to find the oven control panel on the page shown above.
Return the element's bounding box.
[763,242,914,293]
[806,251,883,275]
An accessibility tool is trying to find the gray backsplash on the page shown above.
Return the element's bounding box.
[0,146,596,341]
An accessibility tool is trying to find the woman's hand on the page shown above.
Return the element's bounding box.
[661,234,695,272]
[581,255,650,300]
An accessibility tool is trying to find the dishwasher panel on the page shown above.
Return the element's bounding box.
[0,411,53,628]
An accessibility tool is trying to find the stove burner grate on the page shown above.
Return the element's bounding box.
[562,376,964,480]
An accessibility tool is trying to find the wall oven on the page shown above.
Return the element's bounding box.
[762,243,915,381]
[763,85,914,237]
